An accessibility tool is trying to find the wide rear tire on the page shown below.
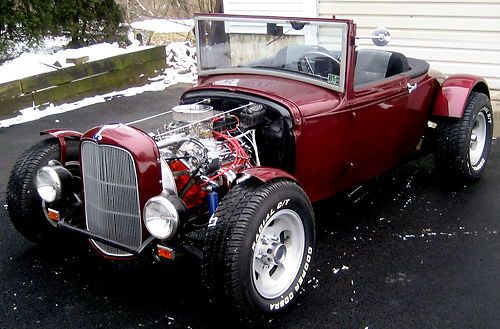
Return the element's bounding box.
[202,179,315,325]
[435,92,493,182]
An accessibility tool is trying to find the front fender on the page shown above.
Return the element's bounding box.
[432,74,490,118]
[41,129,82,164]
[237,167,298,184]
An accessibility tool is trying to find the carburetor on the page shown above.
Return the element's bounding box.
[171,104,214,138]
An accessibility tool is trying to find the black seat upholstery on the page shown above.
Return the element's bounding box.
[407,57,430,78]
[354,49,409,87]
[386,51,409,78]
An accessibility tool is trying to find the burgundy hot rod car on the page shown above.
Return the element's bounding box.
[7,14,494,323]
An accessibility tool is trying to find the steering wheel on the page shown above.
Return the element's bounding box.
[297,51,341,77]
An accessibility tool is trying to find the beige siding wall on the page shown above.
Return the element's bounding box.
[318,0,500,101]
[223,0,317,17]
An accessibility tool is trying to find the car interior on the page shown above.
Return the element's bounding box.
[354,49,430,88]
[248,45,431,89]
[272,45,341,77]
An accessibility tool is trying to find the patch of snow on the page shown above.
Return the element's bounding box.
[0,42,196,128]
[402,234,415,240]
[0,42,152,84]
[127,30,140,47]
[0,98,106,127]
[402,197,413,208]
[40,37,70,51]
[131,19,194,33]
[332,265,350,274]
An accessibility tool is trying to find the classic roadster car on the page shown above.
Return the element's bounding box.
[6,14,494,324]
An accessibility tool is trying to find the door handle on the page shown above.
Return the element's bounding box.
[407,82,417,94]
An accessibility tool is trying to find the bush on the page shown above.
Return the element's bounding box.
[0,0,53,61]
[52,0,127,48]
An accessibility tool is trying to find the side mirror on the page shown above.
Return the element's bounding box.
[371,27,391,46]
[356,27,391,47]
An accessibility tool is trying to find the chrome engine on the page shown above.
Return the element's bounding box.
[77,100,268,255]
[33,96,284,257]
[154,102,264,185]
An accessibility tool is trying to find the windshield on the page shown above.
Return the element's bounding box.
[195,15,348,92]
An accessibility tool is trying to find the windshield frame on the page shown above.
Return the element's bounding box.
[194,14,349,93]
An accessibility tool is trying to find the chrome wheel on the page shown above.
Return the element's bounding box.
[470,110,487,166]
[252,209,305,299]
[202,180,315,321]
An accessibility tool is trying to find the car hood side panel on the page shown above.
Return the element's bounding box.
[195,74,341,119]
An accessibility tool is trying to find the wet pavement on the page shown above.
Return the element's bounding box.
[0,86,499,328]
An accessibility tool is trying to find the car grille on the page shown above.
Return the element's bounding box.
[81,141,142,256]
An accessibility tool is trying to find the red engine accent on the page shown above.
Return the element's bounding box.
[209,130,251,181]
[169,160,208,209]
[167,123,253,208]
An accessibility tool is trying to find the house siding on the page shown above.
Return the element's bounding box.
[223,0,317,18]
[318,0,500,100]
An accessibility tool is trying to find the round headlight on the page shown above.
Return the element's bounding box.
[144,196,179,240]
[36,166,62,203]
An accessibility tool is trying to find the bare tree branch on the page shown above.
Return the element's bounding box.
[134,0,155,16]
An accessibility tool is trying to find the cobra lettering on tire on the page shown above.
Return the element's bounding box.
[201,179,315,324]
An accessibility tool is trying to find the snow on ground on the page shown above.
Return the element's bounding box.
[0,40,152,84]
[0,18,198,128]
[131,19,194,33]
[0,42,197,128]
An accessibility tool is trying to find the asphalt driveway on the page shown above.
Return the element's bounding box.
[0,85,499,328]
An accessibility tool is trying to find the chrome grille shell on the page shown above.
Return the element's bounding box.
[81,141,142,256]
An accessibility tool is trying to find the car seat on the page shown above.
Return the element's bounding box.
[354,49,409,87]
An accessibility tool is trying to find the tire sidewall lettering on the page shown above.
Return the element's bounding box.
[252,198,290,251]
[269,246,313,311]
[243,190,315,314]
[483,106,492,124]
[469,106,493,174]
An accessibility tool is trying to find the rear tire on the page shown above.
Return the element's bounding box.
[202,179,315,325]
[6,138,79,245]
[435,92,493,182]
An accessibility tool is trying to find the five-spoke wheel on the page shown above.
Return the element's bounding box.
[202,179,315,324]
[252,209,305,299]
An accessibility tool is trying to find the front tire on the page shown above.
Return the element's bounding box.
[202,179,315,324]
[435,92,493,182]
[6,138,79,245]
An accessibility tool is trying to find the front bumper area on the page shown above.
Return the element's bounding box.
[57,218,155,256]
[56,218,203,260]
